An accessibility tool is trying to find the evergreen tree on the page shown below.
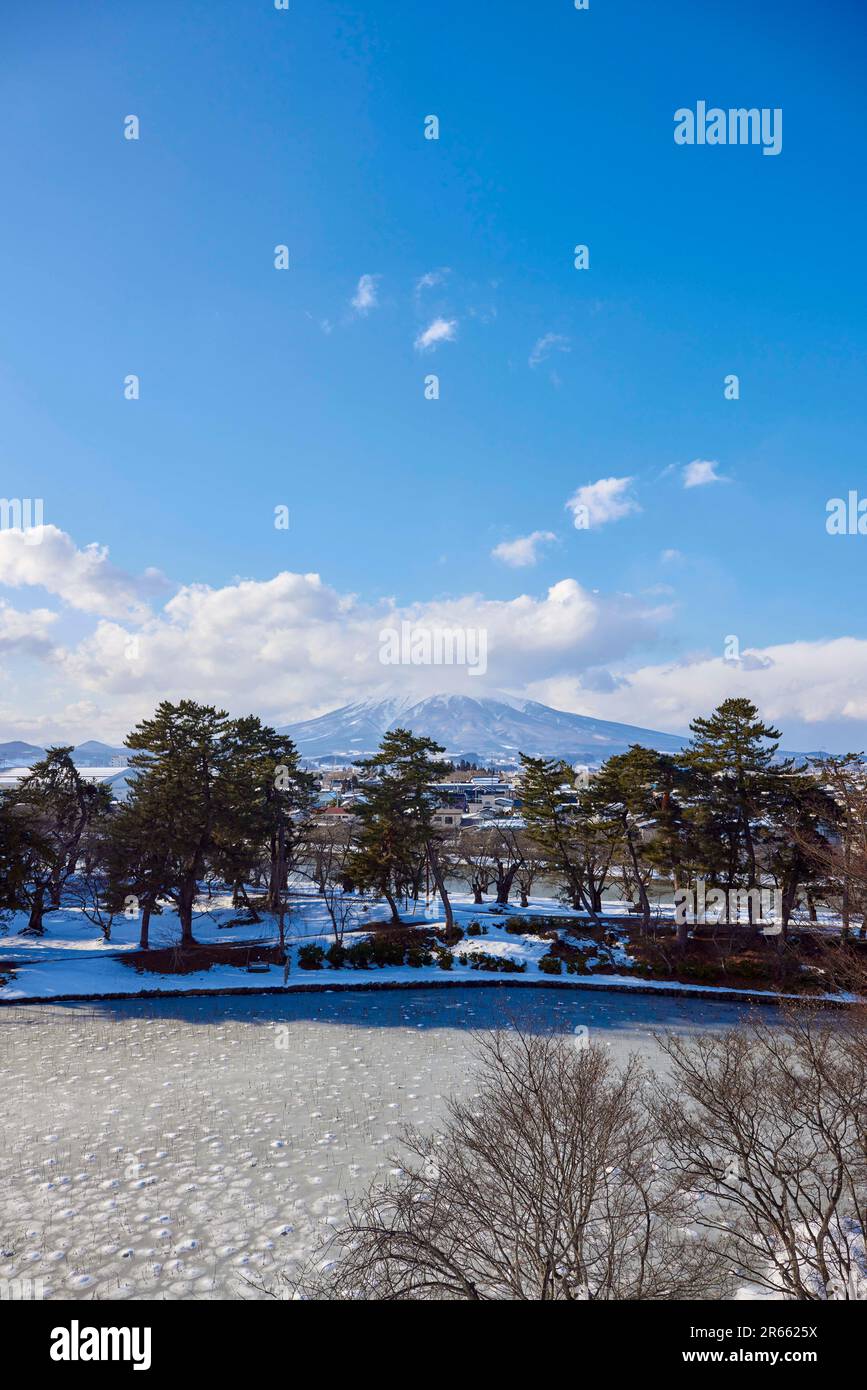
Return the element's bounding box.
[350,729,455,932]
[213,716,311,918]
[103,794,173,949]
[518,755,605,920]
[763,770,839,939]
[124,701,232,945]
[585,745,671,931]
[0,747,111,933]
[685,699,790,922]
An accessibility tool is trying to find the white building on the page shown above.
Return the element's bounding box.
[0,765,136,802]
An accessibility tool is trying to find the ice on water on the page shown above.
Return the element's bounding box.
[0,988,755,1300]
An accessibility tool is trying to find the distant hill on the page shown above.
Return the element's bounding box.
[278,692,688,765]
[0,740,47,767]
[0,739,128,768]
[69,741,129,766]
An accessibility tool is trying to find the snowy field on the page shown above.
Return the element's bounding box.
[0,986,770,1301]
[0,890,834,1004]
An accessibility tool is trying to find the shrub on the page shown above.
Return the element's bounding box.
[346,938,375,969]
[726,956,776,981]
[407,947,433,968]
[505,914,574,936]
[370,935,405,968]
[325,942,347,969]
[538,954,562,975]
[467,921,485,937]
[435,948,454,971]
[298,943,325,970]
[457,951,526,974]
[678,959,725,982]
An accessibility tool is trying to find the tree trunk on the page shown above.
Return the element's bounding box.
[426,839,455,935]
[178,881,197,945]
[27,888,45,935]
[140,901,151,950]
[673,874,688,950]
[495,866,517,905]
[626,834,651,932]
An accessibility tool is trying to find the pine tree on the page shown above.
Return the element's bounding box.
[103,794,173,949]
[585,745,671,932]
[763,770,838,940]
[350,729,455,933]
[685,698,791,924]
[518,755,605,920]
[0,747,110,933]
[124,701,232,945]
[213,716,311,919]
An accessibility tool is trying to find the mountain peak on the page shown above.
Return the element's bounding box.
[277,691,686,765]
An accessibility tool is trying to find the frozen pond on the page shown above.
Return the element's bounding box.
[0,986,771,1300]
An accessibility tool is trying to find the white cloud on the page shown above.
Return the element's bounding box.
[529,636,867,746]
[415,268,450,295]
[0,525,167,620]
[566,477,640,529]
[0,599,57,655]
[14,525,867,753]
[683,458,727,488]
[660,548,683,563]
[350,274,379,314]
[50,568,666,737]
[492,531,557,567]
[414,317,457,351]
[529,333,570,368]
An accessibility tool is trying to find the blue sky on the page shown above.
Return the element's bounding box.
[1,0,867,748]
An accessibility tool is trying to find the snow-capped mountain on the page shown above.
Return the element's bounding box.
[277,692,687,765]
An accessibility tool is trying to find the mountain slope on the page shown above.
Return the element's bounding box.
[0,740,128,768]
[278,692,687,763]
[0,740,46,767]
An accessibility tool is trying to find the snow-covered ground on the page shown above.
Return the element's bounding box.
[0,986,776,1301]
[0,891,829,1004]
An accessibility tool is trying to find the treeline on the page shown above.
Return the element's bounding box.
[2,695,866,949]
[0,701,310,944]
[518,698,850,946]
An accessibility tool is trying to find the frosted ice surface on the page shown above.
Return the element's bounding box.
[0,987,758,1300]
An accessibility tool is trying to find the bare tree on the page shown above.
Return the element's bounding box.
[301,820,354,896]
[454,828,495,905]
[514,831,545,908]
[308,1029,730,1301]
[655,1010,867,1300]
[488,825,525,905]
[321,880,370,945]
